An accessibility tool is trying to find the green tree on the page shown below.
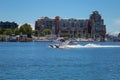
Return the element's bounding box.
[32,30,36,34]
[19,23,32,37]
[14,28,20,35]
[95,33,99,38]
[76,32,82,38]
[40,32,45,36]
[85,33,89,39]
[4,29,13,35]
[63,33,70,37]
[0,27,3,34]
[42,29,51,35]
[1,35,7,41]
[0,21,18,29]
[32,30,38,36]
[32,30,40,36]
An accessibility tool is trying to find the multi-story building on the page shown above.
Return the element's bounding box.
[35,11,106,41]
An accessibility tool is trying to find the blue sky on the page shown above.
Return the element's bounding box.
[0,0,120,34]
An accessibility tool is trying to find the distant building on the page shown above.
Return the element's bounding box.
[35,11,106,41]
[118,33,120,38]
[117,33,120,41]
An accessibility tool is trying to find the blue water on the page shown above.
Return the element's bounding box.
[0,42,120,80]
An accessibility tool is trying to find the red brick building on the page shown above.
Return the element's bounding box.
[35,11,106,40]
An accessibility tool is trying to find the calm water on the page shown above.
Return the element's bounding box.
[0,42,120,80]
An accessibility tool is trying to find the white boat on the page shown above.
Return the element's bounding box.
[49,39,120,48]
[49,39,78,48]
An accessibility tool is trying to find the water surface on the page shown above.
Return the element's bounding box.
[0,42,120,80]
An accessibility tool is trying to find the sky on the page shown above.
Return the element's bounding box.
[0,0,120,35]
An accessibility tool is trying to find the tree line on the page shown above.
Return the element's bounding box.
[0,21,33,38]
[0,21,53,38]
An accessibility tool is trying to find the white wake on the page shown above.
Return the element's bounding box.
[64,43,120,48]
